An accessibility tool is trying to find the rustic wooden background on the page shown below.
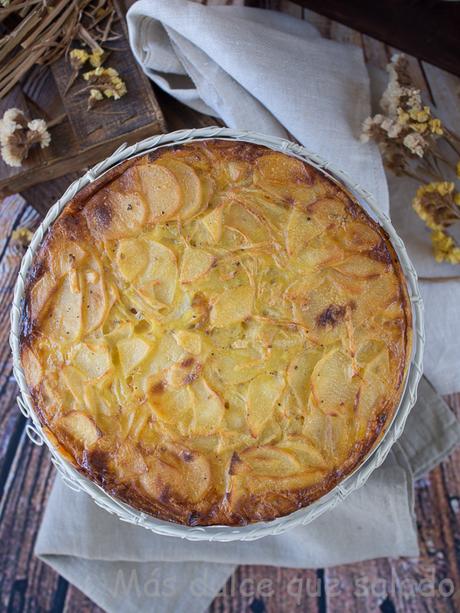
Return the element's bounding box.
[1,1,459,612]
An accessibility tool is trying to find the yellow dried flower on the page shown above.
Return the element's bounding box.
[83,67,127,100]
[410,122,428,134]
[413,182,457,230]
[12,227,33,246]
[431,230,460,264]
[70,48,90,70]
[454,193,460,206]
[435,181,455,196]
[409,106,431,123]
[397,108,410,124]
[429,118,443,136]
[89,50,104,68]
[88,88,104,110]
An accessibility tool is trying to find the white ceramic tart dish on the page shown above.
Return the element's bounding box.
[10,127,424,541]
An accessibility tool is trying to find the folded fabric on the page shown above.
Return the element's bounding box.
[34,3,460,612]
[36,378,460,612]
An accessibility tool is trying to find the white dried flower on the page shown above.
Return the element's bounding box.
[380,117,403,138]
[360,114,385,143]
[27,119,51,148]
[0,108,51,167]
[403,132,427,157]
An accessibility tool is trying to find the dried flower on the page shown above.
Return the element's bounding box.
[431,230,460,264]
[0,108,51,167]
[70,48,90,70]
[70,48,104,71]
[89,50,104,68]
[429,118,443,136]
[403,132,428,157]
[412,182,459,230]
[12,227,33,247]
[82,66,127,109]
[360,53,460,265]
[88,88,104,109]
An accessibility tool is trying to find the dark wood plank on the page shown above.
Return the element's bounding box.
[63,588,105,613]
[210,566,322,612]
[291,0,460,78]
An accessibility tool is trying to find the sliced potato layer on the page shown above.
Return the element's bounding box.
[22,140,410,527]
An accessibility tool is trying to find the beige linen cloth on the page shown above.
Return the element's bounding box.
[35,3,460,612]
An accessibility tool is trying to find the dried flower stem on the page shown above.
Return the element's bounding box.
[360,53,460,264]
[0,0,120,100]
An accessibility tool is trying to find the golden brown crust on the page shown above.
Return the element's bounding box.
[20,140,412,526]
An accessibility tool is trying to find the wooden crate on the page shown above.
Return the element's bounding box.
[0,1,165,197]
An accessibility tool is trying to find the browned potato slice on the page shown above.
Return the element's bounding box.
[246,373,284,437]
[279,436,327,469]
[201,206,223,243]
[180,246,215,284]
[81,268,108,335]
[29,271,56,324]
[41,277,82,342]
[146,334,184,375]
[21,346,43,390]
[158,159,203,220]
[117,337,150,376]
[168,356,202,389]
[307,197,347,230]
[297,234,345,270]
[287,349,322,408]
[174,330,202,355]
[211,285,254,328]
[74,342,112,380]
[239,446,301,477]
[148,381,193,425]
[52,241,88,278]
[61,365,85,405]
[333,254,388,279]
[310,349,360,414]
[85,186,147,241]
[140,446,211,504]
[205,348,263,386]
[57,412,100,448]
[135,164,182,222]
[224,201,266,243]
[116,238,149,282]
[190,377,224,435]
[253,153,316,202]
[285,207,323,256]
[335,221,381,252]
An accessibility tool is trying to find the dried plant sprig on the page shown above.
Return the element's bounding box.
[0,107,50,167]
[82,66,127,109]
[0,0,120,99]
[12,226,33,247]
[432,230,460,265]
[66,46,105,94]
[361,54,460,265]
[412,182,460,231]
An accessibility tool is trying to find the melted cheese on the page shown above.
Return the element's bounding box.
[21,140,411,525]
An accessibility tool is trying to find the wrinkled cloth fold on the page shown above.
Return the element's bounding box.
[35,3,460,612]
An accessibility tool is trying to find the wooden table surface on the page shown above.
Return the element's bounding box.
[1,2,459,612]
